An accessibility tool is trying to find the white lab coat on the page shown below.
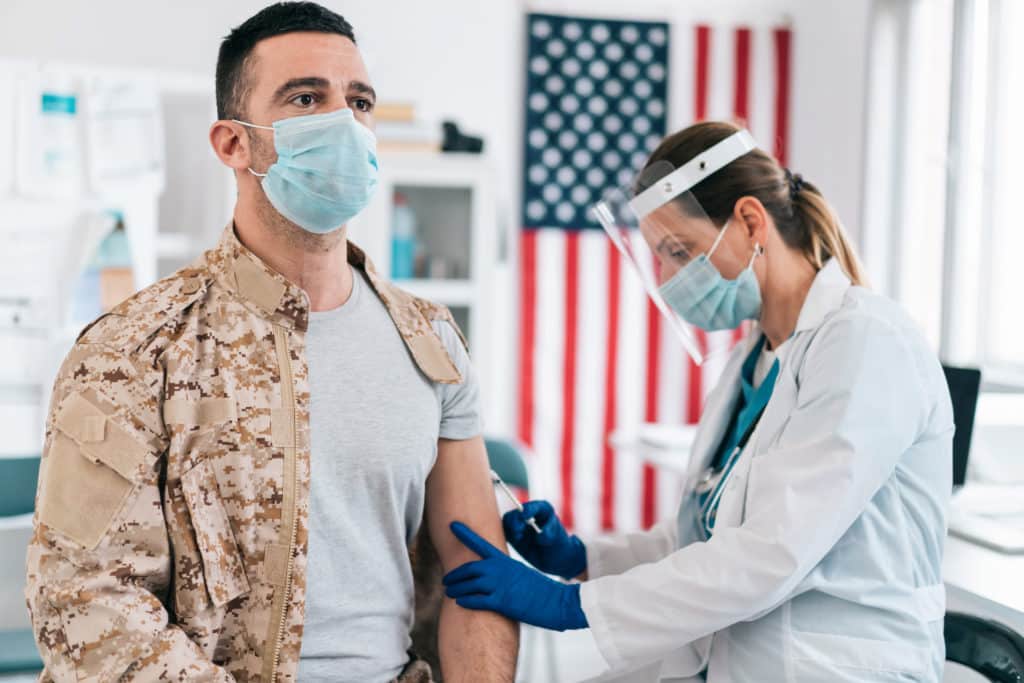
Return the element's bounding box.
[579,259,953,682]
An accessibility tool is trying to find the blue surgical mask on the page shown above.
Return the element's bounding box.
[658,220,763,331]
[235,107,379,234]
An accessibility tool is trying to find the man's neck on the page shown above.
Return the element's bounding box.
[233,204,354,313]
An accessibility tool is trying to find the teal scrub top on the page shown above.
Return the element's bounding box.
[698,336,779,537]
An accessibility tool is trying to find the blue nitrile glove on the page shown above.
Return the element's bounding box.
[443,521,588,632]
[503,500,587,580]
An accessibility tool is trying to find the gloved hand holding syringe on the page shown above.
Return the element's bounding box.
[490,470,543,534]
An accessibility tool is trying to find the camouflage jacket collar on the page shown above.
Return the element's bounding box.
[208,225,462,383]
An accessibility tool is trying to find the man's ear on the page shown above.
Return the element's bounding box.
[209,120,253,172]
[733,196,770,248]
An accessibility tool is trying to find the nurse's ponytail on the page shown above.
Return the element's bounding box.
[789,175,867,286]
[644,121,867,287]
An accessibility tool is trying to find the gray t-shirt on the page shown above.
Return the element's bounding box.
[297,268,480,683]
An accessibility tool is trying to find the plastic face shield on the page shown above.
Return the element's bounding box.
[592,130,757,365]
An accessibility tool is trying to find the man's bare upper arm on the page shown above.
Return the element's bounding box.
[426,436,506,570]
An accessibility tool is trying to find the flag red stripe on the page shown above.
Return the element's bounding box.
[686,330,707,424]
[601,242,621,531]
[731,26,753,347]
[684,26,713,424]
[773,28,792,166]
[517,231,538,449]
[559,232,580,529]
[695,25,711,121]
[733,28,752,124]
[642,297,661,528]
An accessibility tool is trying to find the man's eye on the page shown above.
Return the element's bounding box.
[354,98,373,112]
[292,93,316,107]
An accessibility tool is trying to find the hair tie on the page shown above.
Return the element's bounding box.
[785,168,805,200]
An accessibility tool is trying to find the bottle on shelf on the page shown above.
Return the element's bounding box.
[391,191,418,280]
[71,211,134,323]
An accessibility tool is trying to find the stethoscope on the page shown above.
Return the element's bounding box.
[695,403,768,535]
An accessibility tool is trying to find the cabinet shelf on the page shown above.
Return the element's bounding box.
[394,278,475,307]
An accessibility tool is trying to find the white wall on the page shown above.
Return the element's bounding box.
[0,0,873,435]
[0,0,872,238]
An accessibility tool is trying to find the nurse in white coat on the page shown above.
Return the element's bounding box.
[443,121,953,682]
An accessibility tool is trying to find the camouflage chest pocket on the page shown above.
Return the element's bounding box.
[38,393,157,549]
[165,399,251,616]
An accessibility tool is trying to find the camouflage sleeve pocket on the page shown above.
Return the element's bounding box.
[37,393,155,549]
[180,459,251,608]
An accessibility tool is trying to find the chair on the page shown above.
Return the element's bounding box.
[483,437,561,683]
[941,365,982,488]
[484,436,531,491]
[945,612,1024,682]
[0,455,40,517]
[0,455,43,674]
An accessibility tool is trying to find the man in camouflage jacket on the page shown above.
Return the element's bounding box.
[25,3,518,681]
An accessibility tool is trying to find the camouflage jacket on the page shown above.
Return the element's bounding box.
[26,226,465,682]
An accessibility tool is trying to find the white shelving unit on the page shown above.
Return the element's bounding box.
[349,151,502,427]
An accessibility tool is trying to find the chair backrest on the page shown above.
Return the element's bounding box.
[484,437,530,492]
[0,456,43,673]
[945,611,1024,682]
[0,455,40,517]
[942,365,982,488]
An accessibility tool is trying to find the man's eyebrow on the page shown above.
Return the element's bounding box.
[349,80,377,103]
[272,76,330,101]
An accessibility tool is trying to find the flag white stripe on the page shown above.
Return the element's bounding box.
[750,25,777,154]
[708,24,734,122]
[530,230,567,506]
[572,231,609,537]
[612,232,651,532]
[655,302,687,521]
[668,16,696,130]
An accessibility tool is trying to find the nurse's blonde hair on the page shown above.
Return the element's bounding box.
[642,120,867,287]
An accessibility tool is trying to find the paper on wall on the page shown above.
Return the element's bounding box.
[84,77,165,194]
[15,69,84,199]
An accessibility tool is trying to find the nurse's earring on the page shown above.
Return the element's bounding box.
[748,243,764,269]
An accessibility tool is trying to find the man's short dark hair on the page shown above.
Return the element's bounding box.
[216,2,356,120]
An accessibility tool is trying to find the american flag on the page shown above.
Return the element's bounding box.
[517,13,794,535]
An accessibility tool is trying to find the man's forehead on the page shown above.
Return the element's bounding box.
[250,31,370,90]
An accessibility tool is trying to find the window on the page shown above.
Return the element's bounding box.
[864,0,1024,387]
[943,0,1024,383]
[861,0,954,348]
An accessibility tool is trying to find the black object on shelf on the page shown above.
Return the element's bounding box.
[442,121,484,154]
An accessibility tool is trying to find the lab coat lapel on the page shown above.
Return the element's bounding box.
[713,261,853,529]
[683,334,758,486]
[712,358,796,529]
[746,360,797,457]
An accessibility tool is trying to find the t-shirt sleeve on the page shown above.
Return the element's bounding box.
[432,320,483,440]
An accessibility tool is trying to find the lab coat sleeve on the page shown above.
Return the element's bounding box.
[580,313,931,670]
[585,517,680,579]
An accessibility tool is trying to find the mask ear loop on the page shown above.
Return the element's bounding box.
[706,219,731,258]
[231,119,273,177]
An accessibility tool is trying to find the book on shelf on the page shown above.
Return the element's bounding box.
[377,140,441,153]
[374,102,416,123]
